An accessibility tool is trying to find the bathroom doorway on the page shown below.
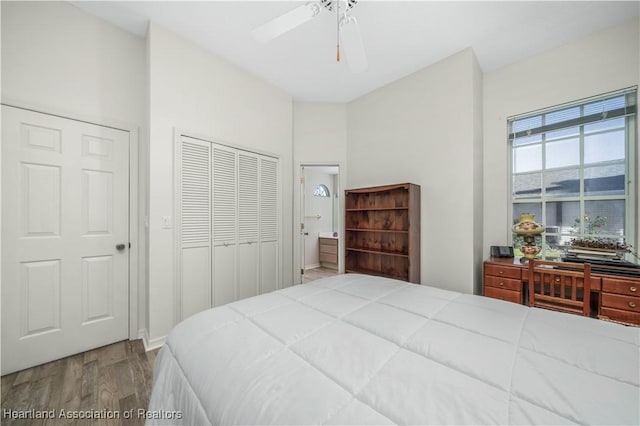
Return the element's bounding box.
[300,165,340,283]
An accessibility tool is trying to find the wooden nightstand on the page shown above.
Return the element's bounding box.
[483,258,523,304]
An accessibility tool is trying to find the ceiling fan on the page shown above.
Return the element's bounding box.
[251,0,368,73]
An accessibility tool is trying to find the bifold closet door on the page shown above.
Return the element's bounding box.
[179,138,212,319]
[179,137,280,317]
[260,156,279,293]
[237,152,259,300]
[212,144,237,307]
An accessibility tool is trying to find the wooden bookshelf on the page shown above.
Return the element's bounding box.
[344,183,420,283]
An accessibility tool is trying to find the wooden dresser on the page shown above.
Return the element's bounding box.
[483,257,640,326]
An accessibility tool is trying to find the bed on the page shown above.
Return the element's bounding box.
[147,273,639,425]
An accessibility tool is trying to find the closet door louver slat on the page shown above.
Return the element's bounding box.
[181,141,210,245]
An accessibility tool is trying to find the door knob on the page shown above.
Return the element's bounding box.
[116,244,126,251]
[304,232,309,236]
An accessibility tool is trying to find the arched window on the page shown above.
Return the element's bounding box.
[313,184,330,197]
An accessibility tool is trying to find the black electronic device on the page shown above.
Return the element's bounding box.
[491,245,514,258]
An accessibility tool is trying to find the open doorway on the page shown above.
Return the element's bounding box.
[300,165,340,283]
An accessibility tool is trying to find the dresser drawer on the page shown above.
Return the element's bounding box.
[320,243,338,255]
[599,307,640,326]
[602,278,640,296]
[484,286,521,304]
[601,292,640,312]
[319,253,337,264]
[484,275,521,292]
[484,263,521,280]
[319,237,338,247]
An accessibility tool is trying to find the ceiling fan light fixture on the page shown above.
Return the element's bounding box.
[251,0,367,73]
[251,2,322,44]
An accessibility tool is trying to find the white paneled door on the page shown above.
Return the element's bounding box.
[1,106,130,375]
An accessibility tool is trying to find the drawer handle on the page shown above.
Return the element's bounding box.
[498,271,504,275]
[630,286,637,292]
[555,276,561,283]
[499,282,504,286]
[630,302,637,308]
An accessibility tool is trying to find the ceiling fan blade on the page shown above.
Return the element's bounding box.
[252,2,321,44]
[340,15,368,73]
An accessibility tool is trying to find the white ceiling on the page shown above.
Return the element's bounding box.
[71,1,640,102]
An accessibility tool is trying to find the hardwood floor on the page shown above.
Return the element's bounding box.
[1,340,160,426]
[303,266,338,283]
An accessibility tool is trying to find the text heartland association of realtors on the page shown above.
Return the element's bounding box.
[2,408,183,420]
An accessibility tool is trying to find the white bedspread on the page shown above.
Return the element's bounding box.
[147,274,639,425]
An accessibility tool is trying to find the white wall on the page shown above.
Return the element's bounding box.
[346,49,483,294]
[293,103,348,163]
[483,19,640,257]
[1,1,148,334]
[293,103,347,279]
[472,51,484,295]
[1,2,145,126]
[147,23,293,345]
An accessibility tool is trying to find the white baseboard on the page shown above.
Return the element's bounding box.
[305,263,321,270]
[139,328,150,350]
[145,334,167,352]
[139,328,166,352]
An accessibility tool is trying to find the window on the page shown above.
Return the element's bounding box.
[509,88,637,259]
[313,184,330,197]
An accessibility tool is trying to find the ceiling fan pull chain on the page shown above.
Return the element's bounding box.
[336,0,341,61]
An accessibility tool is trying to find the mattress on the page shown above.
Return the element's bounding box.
[147,273,639,425]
